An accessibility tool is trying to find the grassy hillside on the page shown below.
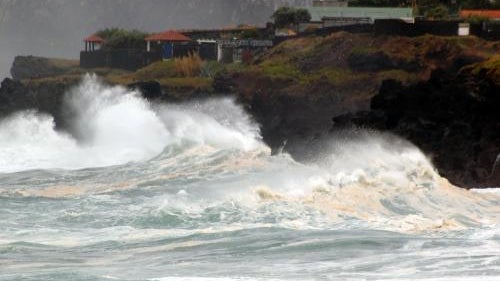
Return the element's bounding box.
[214,33,498,108]
[464,54,500,84]
[18,32,499,99]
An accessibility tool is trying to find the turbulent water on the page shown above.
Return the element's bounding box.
[0,76,499,281]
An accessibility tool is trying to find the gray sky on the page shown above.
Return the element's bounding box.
[0,0,309,79]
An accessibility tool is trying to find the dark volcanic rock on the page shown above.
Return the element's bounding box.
[128,81,163,100]
[213,70,356,158]
[332,67,500,188]
[0,78,72,129]
[348,51,393,72]
[0,78,34,115]
[10,56,76,80]
[347,51,420,72]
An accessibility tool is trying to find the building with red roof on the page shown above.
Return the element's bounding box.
[145,30,192,42]
[83,34,104,52]
[145,30,193,59]
[460,10,500,20]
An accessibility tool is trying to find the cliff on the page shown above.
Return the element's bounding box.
[332,55,500,188]
[1,32,499,188]
[214,33,499,159]
[10,56,79,80]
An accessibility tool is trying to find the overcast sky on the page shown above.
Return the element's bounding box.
[0,0,309,79]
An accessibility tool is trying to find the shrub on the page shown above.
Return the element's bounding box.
[96,28,148,49]
[425,4,449,19]
[200,61,225,78]
[174,53,204,77]
[464,15,490,24]
[272,7,311,28]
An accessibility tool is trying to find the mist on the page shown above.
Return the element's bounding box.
[0,0,310,79]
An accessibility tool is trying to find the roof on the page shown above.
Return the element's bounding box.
[302,7,414,22]
[145,30,191,42]
[84,34,104,43]
[460,10,500,19]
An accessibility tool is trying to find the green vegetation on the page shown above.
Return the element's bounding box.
[272,7,311,28]
[103,55,221,91]
[255,59,301,79]
[22,32,499,99]
[377,69,418,84]
[464,15,491,24]
[44,57,80,70]
[96,28,148,49]
[424,4,449,19]
[466,55,500,84]
[129,60,176,80]
[221,32,498,102]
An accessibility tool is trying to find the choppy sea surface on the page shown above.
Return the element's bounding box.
[0,76,499,281]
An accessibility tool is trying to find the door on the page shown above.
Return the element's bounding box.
[162,43,173,59]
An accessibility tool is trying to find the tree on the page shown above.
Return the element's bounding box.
[96,28,148,50]
[272,7,311,28]
[294,8,312,23]
[416,0,449,17]
[425,4,449,19]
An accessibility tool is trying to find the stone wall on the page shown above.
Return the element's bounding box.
[80,49,160,71]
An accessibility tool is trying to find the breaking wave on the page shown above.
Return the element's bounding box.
[0,75,499,280]
[0,75,497,233]
[0,75,264,172]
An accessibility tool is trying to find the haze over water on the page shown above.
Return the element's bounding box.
[0,76,498,280]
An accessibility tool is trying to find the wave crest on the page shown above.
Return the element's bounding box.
[0,75,265,173]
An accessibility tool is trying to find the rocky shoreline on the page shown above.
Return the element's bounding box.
[1,33,499,188]
[332,65,500,188]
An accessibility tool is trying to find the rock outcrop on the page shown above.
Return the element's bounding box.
[0,78,74,130]
[10,56,79,80]
[332,59,500,188]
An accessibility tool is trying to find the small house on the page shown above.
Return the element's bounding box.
[145,30,195,60]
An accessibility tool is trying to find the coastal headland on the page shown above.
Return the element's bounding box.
[1,32,499,188]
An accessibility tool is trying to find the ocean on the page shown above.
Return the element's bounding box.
[0,75,498,281]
